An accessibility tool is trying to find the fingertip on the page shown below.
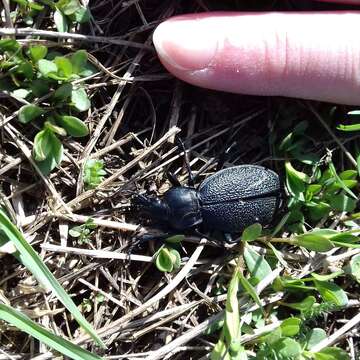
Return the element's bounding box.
[153,17,219,72]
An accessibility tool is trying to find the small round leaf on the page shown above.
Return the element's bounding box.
[71,88,90,112]
[155,248,174,273]
[56,115,89,137]
[241,223,262,242]
[18,104,43,124]
[28,45,48,62]
[280,317,301,337]
[38,59,58,77]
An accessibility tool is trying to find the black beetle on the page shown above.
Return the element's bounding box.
[134,164,281,241]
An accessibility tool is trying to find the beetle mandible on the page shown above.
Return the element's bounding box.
[134,150,281,241]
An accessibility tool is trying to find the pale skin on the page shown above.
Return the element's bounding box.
[153,1,360,106]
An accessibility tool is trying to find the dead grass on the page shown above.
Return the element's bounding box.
[1,0,360,359]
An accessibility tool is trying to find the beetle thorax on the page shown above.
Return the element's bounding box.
[163,187,202,231]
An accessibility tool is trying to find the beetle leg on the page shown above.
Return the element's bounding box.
[175,136,195,187]
[193,228,223,247]
[166,170,181,187]
[128,232,177,254]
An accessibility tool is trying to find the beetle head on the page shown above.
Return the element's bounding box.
[132,194,169,221]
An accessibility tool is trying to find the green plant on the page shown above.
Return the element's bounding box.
[69,218,97,244]
[84,159,107,189]
[0,39,95,174]
[54,0,90,32]
[208,223,353,359]
[153,235,184,273]
[0,208,105,350]
[278,119,359,233]
[0,304,103,360]
[10,0,90,30]
[10,0,44,25]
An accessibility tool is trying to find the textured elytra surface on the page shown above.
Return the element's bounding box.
[198,165,280,232]
[201,197,278,233]
[198,165,280,204]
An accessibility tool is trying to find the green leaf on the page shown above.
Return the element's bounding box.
[224,270,241,345]
[205,319,224,335]
[357,153,360,177]
[28,2,44,10]
[238,272,263,311]
[306,184,322,200]
[33,128,53,161]
[70,50,88,73]
[0,39,21,53]
[16,61,33,79]
[38,59,57,77]
[272,337,302,358]
[56,115,89,137]
[11,88,30,99]
[12,0,29,6]
[69,226,82,238]
[28,45,48,62]
[30,79,50,97]
[280,317,301,337]
[58,0,81,15]
[44,120,67,136]
[211,333,230,360]
[339,170,358,180]
[279,132,294,152]
[53,83,73,101]
[311,271,343,282]
[330,193,357,213]
[260,326,282,345]
[0,304,103,360]
[282,295,316,312]
[305,328,327,350]
[337,123,360,132]
[294,232,334,252]
[314,280,348,307]
[241,223,262,242]
[313,347,350,360]
[165,234,185,244]
[54,56,73,78]
[285,161,309,201]
[155,248,174,272]
[345,254,360,283]
[329,233,359,245]
[34,129,63,174]
[307,201,331,222]
[71,87,90,112]
[18,104,44,124]
[84,159,106,188]
[243,245,272,284]
[74,6,90,23]
[0,209,105,347]
[169,248,181,270]
[328,162,357,200]
[54,9,68,32]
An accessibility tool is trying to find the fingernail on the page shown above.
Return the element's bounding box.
[153,19,218,71]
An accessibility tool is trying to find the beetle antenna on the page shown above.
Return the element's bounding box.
[175,136,195,187]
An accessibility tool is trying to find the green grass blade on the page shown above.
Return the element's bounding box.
[0,304,103,360]
[0,209,105,348]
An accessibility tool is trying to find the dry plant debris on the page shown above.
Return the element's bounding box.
[0,1,360,359]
